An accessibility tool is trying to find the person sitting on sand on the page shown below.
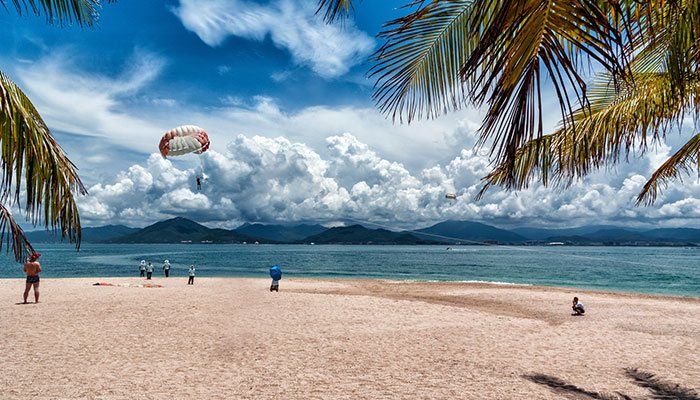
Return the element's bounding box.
[23,253,42,304]
[163,260,171,277]
[139,260,146,277]
[188,265,195,285]
[146,261,154,280]
[572,297,585,315]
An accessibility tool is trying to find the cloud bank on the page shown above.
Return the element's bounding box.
[79,133,700,230]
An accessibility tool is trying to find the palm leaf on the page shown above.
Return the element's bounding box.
[316,0,354,23]
[478,0,700,203]
[477,69,698,200]
[0,202,34,261]
[369,0,479,123]
[0,70,86,260]
[462,0,626,176]
[1,0,115,27]
[636,132,700,205]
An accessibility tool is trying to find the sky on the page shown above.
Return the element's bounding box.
[2,0,700,231]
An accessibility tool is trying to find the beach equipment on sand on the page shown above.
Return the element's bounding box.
[159,125,210,158]
[269,265,282,281]
[93,282,162,288]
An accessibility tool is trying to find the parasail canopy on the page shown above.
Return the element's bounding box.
[159,125,210,158]
[445,193,457,199]
[269,265,282,281]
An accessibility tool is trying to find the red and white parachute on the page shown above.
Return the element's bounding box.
[159,125,210,158]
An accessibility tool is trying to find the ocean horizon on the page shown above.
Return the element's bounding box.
[1,243,698,298]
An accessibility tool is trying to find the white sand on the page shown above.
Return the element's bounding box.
[1,277,698,399]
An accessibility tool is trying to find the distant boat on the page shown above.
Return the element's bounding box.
[547,242,565,246]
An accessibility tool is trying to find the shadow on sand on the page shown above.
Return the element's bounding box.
[524,368,700,400]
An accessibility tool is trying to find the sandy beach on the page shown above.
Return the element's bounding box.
[1,277,698,399]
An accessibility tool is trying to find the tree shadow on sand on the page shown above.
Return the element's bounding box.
[524,368,700,400]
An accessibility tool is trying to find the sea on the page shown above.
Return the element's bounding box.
[1,244,698,297]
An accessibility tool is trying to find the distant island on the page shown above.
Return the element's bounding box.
[23,217,700,246]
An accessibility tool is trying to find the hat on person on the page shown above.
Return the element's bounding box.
[28,253,41,261]
[164,260,169,263]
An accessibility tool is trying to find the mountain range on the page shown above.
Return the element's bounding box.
[23,218,700,246]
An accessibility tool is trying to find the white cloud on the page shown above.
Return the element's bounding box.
[17,48,166,153]
[172,0,374,78]
[75,133,700,230]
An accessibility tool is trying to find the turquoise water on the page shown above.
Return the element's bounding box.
[1,244,698,297]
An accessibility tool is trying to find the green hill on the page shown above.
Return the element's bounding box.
[108,217,264,244]
[25,225,139,243]
[302,225,436,244]
[236,223,326,242]
[413,220,527,244]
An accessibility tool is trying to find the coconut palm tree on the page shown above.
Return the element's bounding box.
[318,0,700,205]
[0,0,114,261]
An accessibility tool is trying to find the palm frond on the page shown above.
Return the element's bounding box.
[0,202,34,262]
[636,132,700,206]
[478,0,700,203]
[316,0,354,23]
[0,70,86,256]
[1,0,115,27]
[477,69,698,199]
[369,0,478,123]
[463,0,626,177]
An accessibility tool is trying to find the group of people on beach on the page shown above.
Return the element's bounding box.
[139,260,196,284]
[22,254,585,313]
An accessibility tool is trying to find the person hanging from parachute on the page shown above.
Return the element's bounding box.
[159,125,210,190]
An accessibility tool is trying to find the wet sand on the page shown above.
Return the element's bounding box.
[1,277,698,399]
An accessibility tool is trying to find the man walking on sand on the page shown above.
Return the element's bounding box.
[23,253,42,304]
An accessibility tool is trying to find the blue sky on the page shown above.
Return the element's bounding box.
[2,0,700,231]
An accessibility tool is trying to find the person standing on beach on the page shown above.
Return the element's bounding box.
[188,265,195,285]
[139,260,146,277]
[146,262,154,280]
[269,265,282,292]
[23,253,42,304]
[572,297,585,315]
[163,260,171,277]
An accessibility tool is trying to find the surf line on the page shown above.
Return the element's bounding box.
[342,217,691,271]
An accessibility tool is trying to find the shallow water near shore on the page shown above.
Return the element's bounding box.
[0,244,698,297]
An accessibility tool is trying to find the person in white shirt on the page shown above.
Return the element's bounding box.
[163,260,171,277]
[139,260,146,277]
[146,262,154,280]
[188,265,195,285]
[572,297,585,315]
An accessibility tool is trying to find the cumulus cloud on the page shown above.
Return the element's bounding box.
[171,0,374,78]
[77,133,700,230]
